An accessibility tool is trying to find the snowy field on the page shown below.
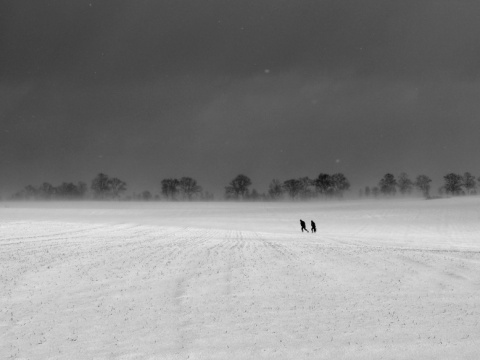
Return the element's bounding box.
[1,198,480,359]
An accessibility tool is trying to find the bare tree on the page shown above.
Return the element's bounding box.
[91,173,111,199]
[331,173,350,197]
[414,175,432,198]
[397,172,414,195]
[379,173,397,196]
[268,179,284,200]
[443,173,463,195]
[90,173,126,200]
[77,182,88,198]
[298,177,314,199]
[108,178,127,199]
[178,177,202,200]
[463,172,476,195]
[314,173,333,196]
[56,182,78,199]
[283,179,302,199]
[225,174,251,200]
[38,182,55,199]
[161,178,180,200]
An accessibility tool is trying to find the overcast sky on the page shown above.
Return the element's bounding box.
[1,0,480,197]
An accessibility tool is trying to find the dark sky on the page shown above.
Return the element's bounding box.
[2,0,480,197]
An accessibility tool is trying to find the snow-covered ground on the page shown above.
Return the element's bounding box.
[1,198,480,359]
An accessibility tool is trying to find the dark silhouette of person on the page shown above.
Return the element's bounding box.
[311,220,317,233]
[300,219,309,232]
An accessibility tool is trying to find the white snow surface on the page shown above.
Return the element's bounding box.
[1,198,480,359]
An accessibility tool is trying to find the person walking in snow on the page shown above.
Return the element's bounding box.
[311,220,316,233]
[300,219,309,232]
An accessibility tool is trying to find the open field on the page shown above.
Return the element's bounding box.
[1,198,480,359]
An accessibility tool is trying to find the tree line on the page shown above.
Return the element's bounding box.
[11,173,126,200]
[10,173,213,201]
[361,172,480,199]
[227,171,480,200]
[223,173,351,200]
[7,171,480,201]
[361,173,432,198]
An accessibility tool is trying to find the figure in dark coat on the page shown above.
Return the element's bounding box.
[300,219,309,232]
[311,220,317,233]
